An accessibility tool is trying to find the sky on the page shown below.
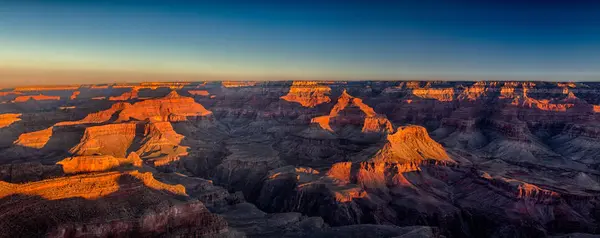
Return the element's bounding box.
[2,0,600,85]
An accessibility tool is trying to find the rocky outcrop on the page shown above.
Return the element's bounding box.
[12,94,61,102]
[109,88,138,101]
[371,126,452,164]
[69,91,80,100]
[69,123,137,157]
[0,113,21,128]
[311,90,393,133]
[0,170,185,200]
[13,127,53,149]
[135,121,189,167]
[281,81,332,107]
[457,81,488,101]
[0,171,229,237]
[222,81,257,88]
[4,81,600,237]
[0,91,22,97]
[188,90,210,96]
[57,152,143,174]
[55,102,131,126]
[117,91,212,122]
[49,200,227,238]
[412,87,455,101]
[14,85,79,91]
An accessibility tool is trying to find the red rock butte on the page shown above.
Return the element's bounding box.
[12,94,61,102]
[109,88,139,101]
[311,90,393,133]
[13,127,53,149]
[69,123,137,157]
[280,81,331,107]
[0,113,22,128]
[55,102,131,126]
[117,91,212,122]
[135,121,189,166]
[188,90,210,96]
[57,152,143,174]
[70,91,80,100]
[372,125,452,164]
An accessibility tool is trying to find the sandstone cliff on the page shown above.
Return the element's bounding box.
[69,123,137,157]
[0,113,21,128]
[12,94,61,102]
[55,102,131,126]
[135,121,189,167]
[13,127,53,149]
[109,88,138,101]
[281,81,332,107]
[69,90,80,100]
[57,152,143,174]
[311,90,393,133]
[188,90,210,96]
[117,91,212,122]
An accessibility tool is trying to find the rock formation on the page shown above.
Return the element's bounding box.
[69,123,137,157]
[55,102,131,126]
[57,152,143,174]
[69,90,80,100]
[135,121,189,166]
[412,87,455,101]
[0,170,231,237]
[3,81,600,237]
[281,81,331,107]
[0,113,21,128]
[311,90,393,133]
[14,85,79,91]
[109,88,138,101]
[12,94,61,102]
[117,91,212,122]
[457,81,488,101]
[188,90,210,96]
[371,126,452,164]
[13,127,53,149]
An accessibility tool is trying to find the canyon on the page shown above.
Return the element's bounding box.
[0,81,600,237]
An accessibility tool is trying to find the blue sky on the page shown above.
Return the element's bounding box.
[2,0,600,82]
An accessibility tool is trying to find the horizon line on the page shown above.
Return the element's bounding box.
[0,66,597,87]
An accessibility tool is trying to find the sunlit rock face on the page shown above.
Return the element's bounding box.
[12,94,61,102]
[57,153,142,174]
[69,123,137,157]
[188,90,210,96]
[13,127,53,149]
[281,81,332,107]
[4,81,600,237]
[310,90,393,133]
[117,91,212,122]
[457,81,489,101]
[135,121,189,167]
[55,102,131,126]
[0,170,231,237]
[371,126,452,164]
[0,113,21,128]
[412,87,455,101]
[69,90,80,100]
[109,88,138,101]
